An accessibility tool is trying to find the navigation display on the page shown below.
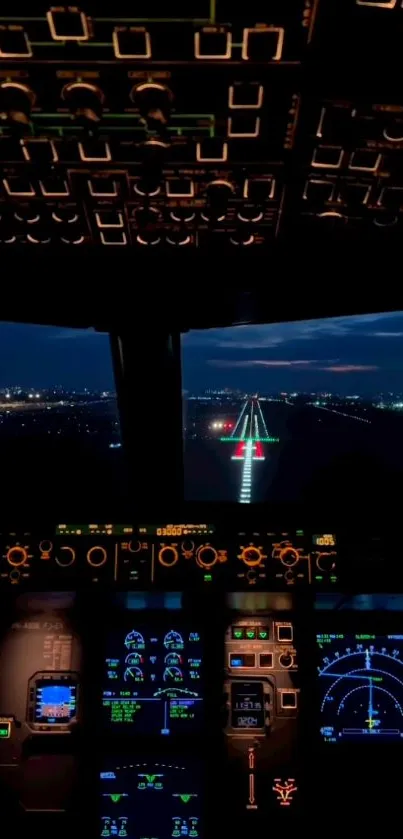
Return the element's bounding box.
[100,759,202,839]
[182,311,403,504]
[35,680,77,724]
[102,626,203,735]
[317,633,403,743]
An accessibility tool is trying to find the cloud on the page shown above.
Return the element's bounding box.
[372,332,403,338]
[49,328,104,340]
[322,365,379,373]
[208,359,319,368]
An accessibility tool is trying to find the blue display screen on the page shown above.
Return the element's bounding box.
[102,627,203,735]
[100,759,202,839]
[35,681,77,724]
[317,633,403,743]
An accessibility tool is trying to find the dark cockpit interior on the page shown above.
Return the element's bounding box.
[1,1,403,836]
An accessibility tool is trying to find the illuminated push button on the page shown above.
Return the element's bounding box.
[14,207,41,224]
[134,177,161,197]
[170,208,196,223]
[95,210,124,228]
[135,207,160,227]
[227,115,260,138]
[281,691,297,709]
[259,653,273,668]
[242,27,285,61]
[113,26,151,59]
[194,28,232,59]
[52,208,79,224]
[40,177,69,197]
[0,27,32,57]
[136,231,160,246]
[3,177,35,197]
[237,206,263,222]
[20,139,58,164]
[47,8,89,41]
[229,230,255,245]
[337,182,371,206]
[166,179,194,198]
[78,139,111,162]
[378,186,403,211]
[88,178,118,198]
[166,231,191,246]
[383,120,403,142]
[243,178,274,202]
[356,0,397,6]
[64,83,105,124]
[100,230,127,245]
[348,150,382,172]
[303,179,335,204]
[228,84,264,110]
[196,139,228,162]
[311,146,344,169]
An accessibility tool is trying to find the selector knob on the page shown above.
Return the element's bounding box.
[383,120,403,143]
[240,546,263,567]
[131,82,173,129]
[55,546,76,567]
[279,547,299,567]
[316,552,336,573]
[6,546,28,566]
[229,230,255,246]
[0,82,35,127]
[279,652,293,668]
[206,179,234,202]
[87,546,108,567]
[196,545,218,568]
[158,546,179,567]
[62,82,104,124]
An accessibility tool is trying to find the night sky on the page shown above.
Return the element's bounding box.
[0,323,115,390]
[181,311,403,396]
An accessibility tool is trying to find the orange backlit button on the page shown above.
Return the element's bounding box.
[228,84,264,110]
[281,691,297,709]
[311,146,344,169]
[3,177,35,197]
[88,178,118,198]
[47,8,89,41]
[303,179,335,204]
[0,27,32,57]
[378,186,403,211]
[243,178,275,202]
[349,150,382,172]
[95,210,124,229]
[195,28,232,59]
[227,115,260,138]
[242,27,284,61]
[337,182,371,206]
[78,140,112,162]
[20,139,58,164]
[166,179,194,198]
[113,27,151,59]
[196,139,228,162]
[40,177,69,197]
[100,230,127,246]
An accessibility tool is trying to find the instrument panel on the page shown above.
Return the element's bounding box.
[0,524,339,588]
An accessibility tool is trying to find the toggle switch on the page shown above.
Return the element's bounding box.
[113,26,151,58]
[0,26,32,57]
[0,82,35,128]
[63,82,104,125]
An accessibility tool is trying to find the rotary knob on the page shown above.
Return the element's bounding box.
[6,546,28,566]
[87,546,108,567]
[62,82,104,124]
[240,546,263,567]
[279,547,299,567]
[55,546,76,567]
[279,652,293,668]
[0,82,35,127]
[128,540,142,553]
[206,179,234,204]
[316,552,336,573]
[196,545,218,568]
[383,120,403,143]
[158,546,179,567]
[131,82,173,130]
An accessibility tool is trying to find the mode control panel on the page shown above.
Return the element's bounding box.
[0,527,338,590]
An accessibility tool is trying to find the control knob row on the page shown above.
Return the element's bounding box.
[5,544,108,568]
[158,544,218,568]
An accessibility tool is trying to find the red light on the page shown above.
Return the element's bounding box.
[228,423,233,428]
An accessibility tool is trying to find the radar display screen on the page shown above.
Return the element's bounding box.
[231,681,265,730]
[317,633,403,743]
[102,627,203,735]
[100,759,202,839]
[35,680,77,724]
